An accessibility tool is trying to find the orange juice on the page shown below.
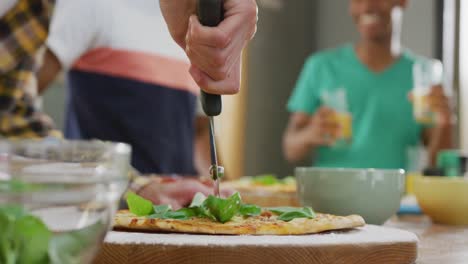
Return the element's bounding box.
[334,111,352,143]
[413,94,434,125]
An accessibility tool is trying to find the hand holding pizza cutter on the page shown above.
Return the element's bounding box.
[197,0,225,197]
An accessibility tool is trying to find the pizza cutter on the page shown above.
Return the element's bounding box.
[197,0,225,197]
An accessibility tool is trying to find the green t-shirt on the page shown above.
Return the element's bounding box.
[287,44,423,169]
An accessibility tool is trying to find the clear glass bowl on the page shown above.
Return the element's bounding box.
[0,139,131,264]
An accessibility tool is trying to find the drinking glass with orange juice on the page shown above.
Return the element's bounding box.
[322,89,352,147]
[412,58,444,125]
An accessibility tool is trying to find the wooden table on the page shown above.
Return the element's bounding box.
[385,215,468,264]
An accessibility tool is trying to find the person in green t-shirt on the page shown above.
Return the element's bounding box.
[283,0,452,170]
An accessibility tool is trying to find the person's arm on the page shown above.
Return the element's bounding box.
[159,0,257,95]
[37,48,62,94]
[283,109,338,163]
[423,125,453,166]
[420,85,454,165]
[44,0,99,78]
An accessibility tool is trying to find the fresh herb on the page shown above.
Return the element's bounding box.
[239,204,261,217]
[14,215,52,264]
[251,175,296,186]
[128,193,314,224]
[148,205,172,219]
[130,192,260,223]
[0,205,52,264]
[0,205,106,264]
[252,175,278,186]
[162,208,197,220]
[153,205,171,215]
[127,192,154,216]
[203,193,242,223]
[0,180,40,193]
[189,193,207,208]
[0,205,27,219]
[267,207,316,222]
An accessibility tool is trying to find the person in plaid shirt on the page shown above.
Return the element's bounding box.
[0,0,58,138]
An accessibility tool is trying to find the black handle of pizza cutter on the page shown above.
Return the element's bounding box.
[197,0,224,116]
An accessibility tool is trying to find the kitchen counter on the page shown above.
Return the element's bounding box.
[386,215,468,264]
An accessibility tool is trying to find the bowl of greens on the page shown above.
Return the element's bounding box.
[0,139,131,264]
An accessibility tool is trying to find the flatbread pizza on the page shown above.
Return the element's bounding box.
[113,192,365,235]
[114,210,364,235]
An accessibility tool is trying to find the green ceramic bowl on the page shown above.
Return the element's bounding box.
[296,168,405,225]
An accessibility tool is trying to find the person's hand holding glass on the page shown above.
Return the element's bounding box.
[320,89,353,148]
[411,58,452,126]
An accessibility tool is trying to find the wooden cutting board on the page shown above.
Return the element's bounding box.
[93,225,418,264]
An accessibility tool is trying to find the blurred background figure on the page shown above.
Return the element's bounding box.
[1,0,257,206]
[282,0,452,170]
[38,0,213,175]
[34,0,468,179]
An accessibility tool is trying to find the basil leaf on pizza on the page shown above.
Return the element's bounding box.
[115,192,366,235]
[126,193,316,223]
[267,206,316,221]
[189,193,207,208]
[203,193,242,223]
[239,204,261,217]
[161,208,197,220]
[127,193,154,216]
[153,205,171,215]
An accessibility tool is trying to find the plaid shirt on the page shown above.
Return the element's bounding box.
[0,0,60,138]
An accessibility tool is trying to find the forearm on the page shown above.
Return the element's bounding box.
[425,124,453,166]
[283,131,316,164]
[36,49,62,94]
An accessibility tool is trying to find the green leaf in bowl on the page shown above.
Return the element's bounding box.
[0,205,27,219]
[0,211,18,264]
[14,215,52,264]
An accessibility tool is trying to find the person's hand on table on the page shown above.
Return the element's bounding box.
[160,0,258,94]
[137,178,234,210]
[304,107,340,147]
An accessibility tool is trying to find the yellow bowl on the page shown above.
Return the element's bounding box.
[414,176,468,225]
